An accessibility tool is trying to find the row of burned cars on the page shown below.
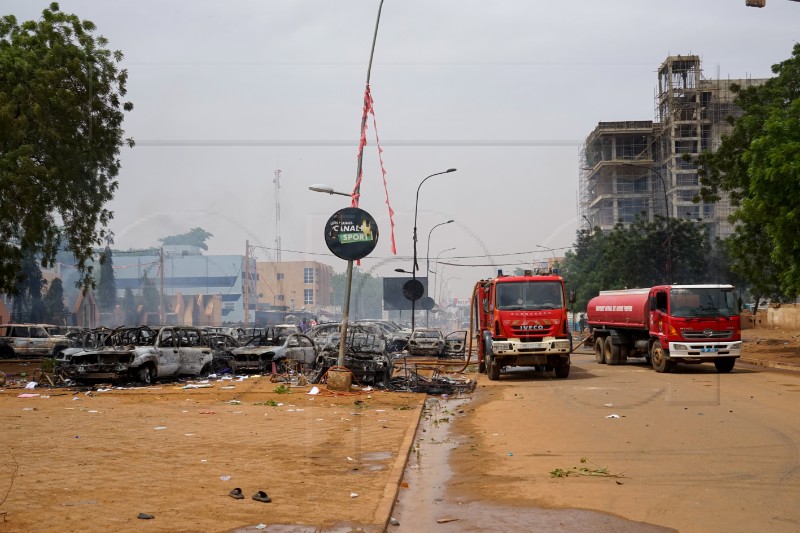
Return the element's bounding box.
[39,321,467,387]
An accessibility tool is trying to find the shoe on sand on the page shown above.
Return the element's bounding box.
[252,490,272,503]
[228,488,244,500]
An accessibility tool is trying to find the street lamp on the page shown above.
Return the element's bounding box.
[425,219,453,326]
[409,168,457,331]
[431,246,455,307]
[439,276,461,306]
[536,244,557,260]
[308,184,352,197]
[308,184,354,368]
[620,163,672,282]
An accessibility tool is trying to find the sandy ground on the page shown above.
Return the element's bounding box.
[0,325,796,532]
[0,374,424,532]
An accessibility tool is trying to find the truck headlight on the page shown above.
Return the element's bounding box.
[674,344,688,351]
[730,342,741,350]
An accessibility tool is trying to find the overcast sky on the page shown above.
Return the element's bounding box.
[7,1,800,300]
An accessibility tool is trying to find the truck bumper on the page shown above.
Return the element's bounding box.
[492,338,572,358]
[667,340,741,360]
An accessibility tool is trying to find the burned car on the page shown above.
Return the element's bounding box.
[205,332,242,374]
[311,325,393,387]
[228,329,317,374]
[0,324,71,359]
[64,326,213,384]
[353,320,409,352]
[406,328,446,356]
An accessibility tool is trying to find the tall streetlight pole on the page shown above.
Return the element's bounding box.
[425,219,453,326]
[410,169,457,331]
[431,246,455,308]
[620,163,672,282]
[306,0,385,375]
[439,276,461,307]
[536,244,557,261]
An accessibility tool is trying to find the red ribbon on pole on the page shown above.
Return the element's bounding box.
[352,84,396,254]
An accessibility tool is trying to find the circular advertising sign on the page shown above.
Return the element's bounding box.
[324,207,379,261]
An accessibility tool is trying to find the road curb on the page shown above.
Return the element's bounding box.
[740,357,800,371]
[373,394,425,530]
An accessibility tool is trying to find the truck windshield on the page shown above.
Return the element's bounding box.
[669,287,738,318]
[495,281,563,311]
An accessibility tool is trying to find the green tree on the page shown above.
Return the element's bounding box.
[12,248,45,322]
[141,273,159,313]
[159,228,214,251]
[97,246,117,313]
[697,43,800,296]
[331,268,383,319]
[561,216,723,311]
[0,3,134,295]
[42,277,66,324]
[122,287,138,325]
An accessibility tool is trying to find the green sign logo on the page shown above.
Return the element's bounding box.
[336,221,375,244]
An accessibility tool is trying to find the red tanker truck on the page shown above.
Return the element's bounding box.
[586,284,741,373]
[471,269,573,380]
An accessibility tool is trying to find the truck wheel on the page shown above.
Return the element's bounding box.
[485,351,500,381]
[714,358,736,373]
[554,362,570,378]
[650,342,672,373]
[594,337,606,364]
[604,336,621,365]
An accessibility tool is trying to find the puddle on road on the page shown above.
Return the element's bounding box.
[390,397,675,533]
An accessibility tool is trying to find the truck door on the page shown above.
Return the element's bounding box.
[650,291,668,335]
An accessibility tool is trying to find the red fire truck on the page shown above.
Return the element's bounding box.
[586,285,741,373]
[470,269,573,380]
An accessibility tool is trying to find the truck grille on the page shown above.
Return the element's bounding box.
[682,329,735,339]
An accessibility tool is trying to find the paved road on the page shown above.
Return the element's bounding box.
[393,348,800,532]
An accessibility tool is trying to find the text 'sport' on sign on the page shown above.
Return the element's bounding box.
[324,207,379,261]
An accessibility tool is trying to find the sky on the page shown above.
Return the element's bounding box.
[6,0,800,301]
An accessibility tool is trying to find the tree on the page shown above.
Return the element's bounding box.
[331,268,383,319]
[122,287,138,325]
[12,248,45,322]
[141,273,159,313]
[561,216,723,311]
[159,228,214,251]
[0,3,133,295]
[42,277,66,324]
[97,246,117,313]
[697,43,800,296]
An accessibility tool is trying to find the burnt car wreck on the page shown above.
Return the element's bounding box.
[63,326,213,384]
[311,325,394,387]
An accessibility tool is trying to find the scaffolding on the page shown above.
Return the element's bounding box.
[579,55,768,241]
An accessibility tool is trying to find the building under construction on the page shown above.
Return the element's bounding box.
[579,55,767,240]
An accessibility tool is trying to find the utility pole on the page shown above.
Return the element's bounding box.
[244,240,250,327]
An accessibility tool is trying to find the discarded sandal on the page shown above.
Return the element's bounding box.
[252,490,272,503]
[228,488,244,500]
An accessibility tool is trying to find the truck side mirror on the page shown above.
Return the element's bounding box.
[482,297,489,313]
